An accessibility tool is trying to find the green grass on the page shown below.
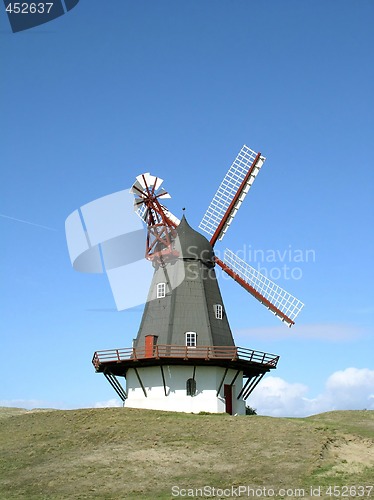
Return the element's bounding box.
[0,408,373,499]
[306,410,374,439]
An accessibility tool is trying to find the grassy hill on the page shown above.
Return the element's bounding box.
[0,407,373,499]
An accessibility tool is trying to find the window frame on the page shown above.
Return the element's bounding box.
[214,304,223,320]
[156,282,166,299]
[185,331,197,348]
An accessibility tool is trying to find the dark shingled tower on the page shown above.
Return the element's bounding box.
[134,216,235,348]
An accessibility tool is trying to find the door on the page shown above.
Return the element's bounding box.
[144,335,158,358]
[224,384,233,415]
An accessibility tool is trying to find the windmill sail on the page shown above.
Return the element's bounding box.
[160,206,180,227]
[199,145,265,246]
[216,249,304,327]
[131,174,180,227]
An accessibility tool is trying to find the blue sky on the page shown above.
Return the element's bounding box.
[1,1,373,416]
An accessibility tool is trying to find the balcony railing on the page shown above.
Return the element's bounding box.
[92,344,279,370]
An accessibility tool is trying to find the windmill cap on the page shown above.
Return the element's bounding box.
[175,215,215,265]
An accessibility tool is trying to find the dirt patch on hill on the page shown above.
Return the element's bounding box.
[322,434,374,475]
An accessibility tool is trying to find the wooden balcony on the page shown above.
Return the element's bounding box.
[92,344,279,378]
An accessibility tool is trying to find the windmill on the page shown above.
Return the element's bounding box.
[85,145,304,414]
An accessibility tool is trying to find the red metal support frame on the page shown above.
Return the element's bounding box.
[209,152,261,247]
[131,177,178,263]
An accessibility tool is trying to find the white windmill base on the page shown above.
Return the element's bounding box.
[125,365,246,415]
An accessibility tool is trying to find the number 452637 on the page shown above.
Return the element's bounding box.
[6,3,54,14]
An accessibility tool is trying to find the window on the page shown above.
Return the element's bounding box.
[185,331,197,347]
[156,282,166,298]
[186,378,196,396]
[213,304,223,320]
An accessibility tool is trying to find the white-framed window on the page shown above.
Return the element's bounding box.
[185,331,197,348]
[156,282,166,299]
[213,304,223,320]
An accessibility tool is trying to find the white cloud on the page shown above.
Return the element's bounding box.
[94,398,122,408]
[323,367,374,408]
[248,368,374,417]
[246,377,310,417]
[235,323,366,341]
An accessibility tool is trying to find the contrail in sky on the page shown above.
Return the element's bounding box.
[0,213,57,231]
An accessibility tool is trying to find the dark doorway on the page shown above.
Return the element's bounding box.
[186,378,196,396]
[224,384,233,415]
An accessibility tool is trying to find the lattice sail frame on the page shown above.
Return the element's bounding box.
[135,201,147,221]
[222,249,304,326]
[199,145,265,245]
